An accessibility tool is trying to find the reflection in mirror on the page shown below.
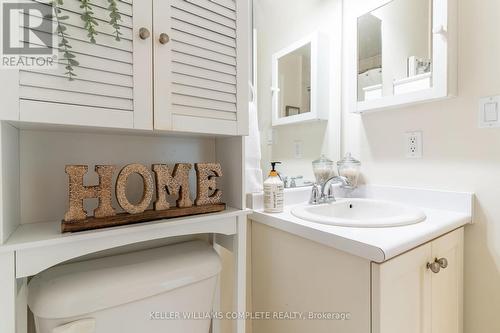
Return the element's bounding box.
[358,14,383,101]
[277,43,311,118]
[357,0,432,102]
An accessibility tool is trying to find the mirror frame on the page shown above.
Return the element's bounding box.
[271,32,330,126]
[347,0,457,113]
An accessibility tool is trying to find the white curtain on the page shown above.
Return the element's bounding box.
[245,93,263,193]
[245,29,264,193]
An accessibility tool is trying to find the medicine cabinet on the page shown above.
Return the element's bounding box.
[347,0,457,113]
[271,32,330,126]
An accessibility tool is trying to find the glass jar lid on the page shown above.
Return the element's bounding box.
[337,152,361,166]
[313,154,334,165]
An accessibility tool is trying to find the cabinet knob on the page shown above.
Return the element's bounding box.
[139,27,150,40]
[427,260,441,274]
[159,33,170,45]
[436,257,448,269]
[427,257,448,273]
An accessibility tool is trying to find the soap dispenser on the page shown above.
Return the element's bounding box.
[263,162,284,213]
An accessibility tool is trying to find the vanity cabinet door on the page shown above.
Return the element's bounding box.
[430,228,464,333]
[153,0,249,135]
[371,243,432,333]
[372,228,464,333]
[0,0,153,130]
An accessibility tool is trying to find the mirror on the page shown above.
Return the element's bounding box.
[272,32,329,127]
[277,43,312,118]
[357,0,432,102]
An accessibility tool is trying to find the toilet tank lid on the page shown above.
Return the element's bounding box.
[28,240,221,319]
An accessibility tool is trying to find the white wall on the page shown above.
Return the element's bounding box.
[343,0,500,331]
[254,0,342,182]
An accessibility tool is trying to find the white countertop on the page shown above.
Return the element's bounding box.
[248,186,473,263]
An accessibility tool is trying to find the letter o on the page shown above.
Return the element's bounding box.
[116,164,154,214]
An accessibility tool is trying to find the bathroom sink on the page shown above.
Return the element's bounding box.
[291,199,426,227]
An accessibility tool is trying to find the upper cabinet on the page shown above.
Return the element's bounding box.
[271,32,330,126]
[0,0,152,130]
[154,0,249,135]
[0,0,249,136]
[347,0,457,113]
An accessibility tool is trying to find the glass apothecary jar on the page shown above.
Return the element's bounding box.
[337,153,361,188]
[312,155,334,185]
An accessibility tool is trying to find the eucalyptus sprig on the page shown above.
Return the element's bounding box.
[107,0,122,41]
[51,0,79,80]
[79,0,99,43]
[50,0,124,80]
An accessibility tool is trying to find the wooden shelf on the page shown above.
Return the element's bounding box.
[0,208,251,278]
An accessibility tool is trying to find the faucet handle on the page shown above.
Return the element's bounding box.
[282,176,289,188]
[309,184,322,205]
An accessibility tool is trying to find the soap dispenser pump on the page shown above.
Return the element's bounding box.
[263,162,284,213]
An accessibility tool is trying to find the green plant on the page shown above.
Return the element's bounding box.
[50,0,123,80]
[51,0,79,80]
[79,0,99,44]
[107,0,122,41]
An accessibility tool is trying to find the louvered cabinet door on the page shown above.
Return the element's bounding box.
[2,0,153,130]
[153,0,249,135]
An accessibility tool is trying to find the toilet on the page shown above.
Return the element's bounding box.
[28,240,221,333]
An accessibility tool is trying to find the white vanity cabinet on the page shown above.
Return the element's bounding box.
[0,0,249,136]
[251,223,464,333]
[372,228,463,333]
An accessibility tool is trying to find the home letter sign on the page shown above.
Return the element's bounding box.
[62,162,225,233]
[153,163,193,210]
[195,163,223,206]
[64,165,116,221]
[116,164,155,214]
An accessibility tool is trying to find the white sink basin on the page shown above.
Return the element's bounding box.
[291,198,426,228]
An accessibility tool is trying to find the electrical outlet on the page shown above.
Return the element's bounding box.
[405,131,423,159]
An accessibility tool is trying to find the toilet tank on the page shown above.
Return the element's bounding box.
[28,240,221,333]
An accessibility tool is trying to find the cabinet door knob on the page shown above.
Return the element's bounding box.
[427,261,441,273]
[139,27,150,40]
[159,33,170,45]
[436,257,448,269]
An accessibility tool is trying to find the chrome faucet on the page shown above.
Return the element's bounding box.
[309,176,351,205]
